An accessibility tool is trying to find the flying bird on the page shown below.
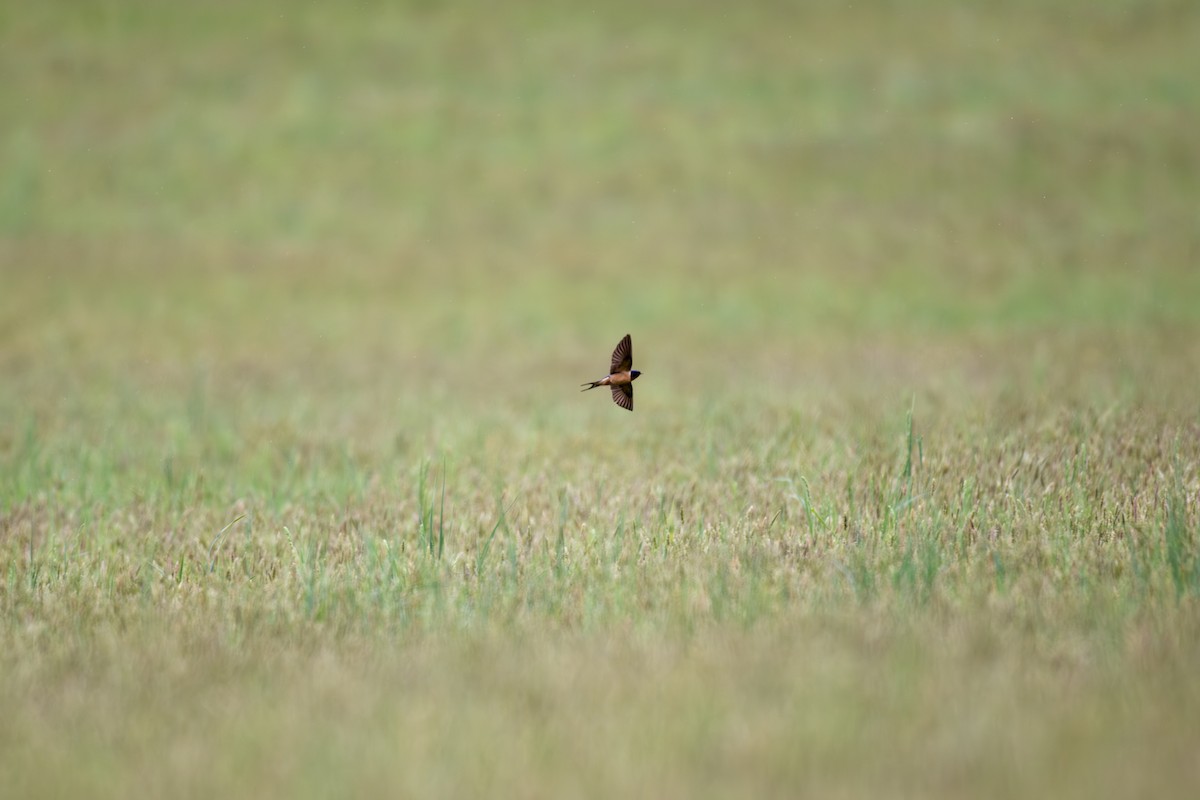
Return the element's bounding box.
[581,333,642,411]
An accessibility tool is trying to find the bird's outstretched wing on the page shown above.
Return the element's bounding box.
[610,334,632,374]
[611,383,633,411]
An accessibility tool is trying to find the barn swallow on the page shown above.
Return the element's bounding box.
[580,333,642,411]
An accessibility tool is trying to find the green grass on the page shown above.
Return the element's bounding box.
[3,0,1200,797]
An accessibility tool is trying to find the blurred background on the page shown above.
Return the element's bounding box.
[2,0,1198,453]
[3,6,1200,795]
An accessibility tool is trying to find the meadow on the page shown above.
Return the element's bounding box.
[2,0,1199,796]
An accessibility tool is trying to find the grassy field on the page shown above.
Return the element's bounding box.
[3,0,1200,796]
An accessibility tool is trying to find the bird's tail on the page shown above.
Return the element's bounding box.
[580,380,603,391]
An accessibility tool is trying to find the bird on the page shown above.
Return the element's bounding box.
[580,334,642,411]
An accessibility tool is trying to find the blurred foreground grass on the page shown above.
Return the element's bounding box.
[2,1,1200,797]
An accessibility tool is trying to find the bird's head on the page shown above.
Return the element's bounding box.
[631,370,642,380]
